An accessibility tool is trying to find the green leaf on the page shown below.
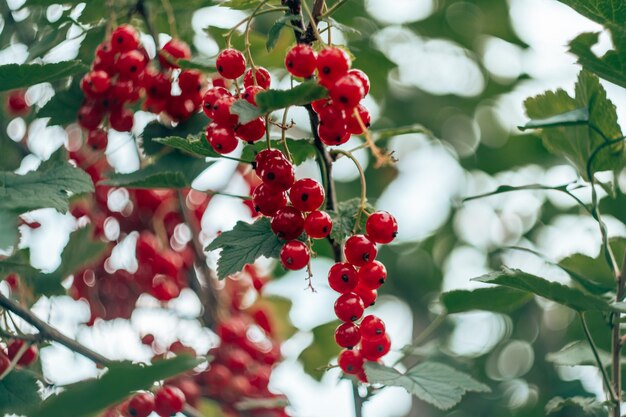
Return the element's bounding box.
[440,287,533,314]
[29,356,203,417]
[206,218,284,279]
[0,370,41,415]
[0,61,87,92]
[37,80,84,127]
[521,108,589,130]
[0,210,18,251]
[255,81,328,113]
[266,15,295,51]
[178,56,216,72]
[365,362,490,410]
[523,70,625,179]
[0,251,38,280]
[154,134,222,159]
[0,136,27,171]
[545,396,608,417]
[141,113,210,156]
[219,0,276,10]
[568,32,626,89]
[328,197,375,242]
[297,321,341,381]
[0,156,93,213]
[103,154,210,189]
[473,266,612,312]
[546,341,611,367]
[231,99,263,125]
[241,138,316,166]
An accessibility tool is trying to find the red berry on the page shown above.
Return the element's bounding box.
[202,87,230,118]
[285,44,317,78]
[212,95,238,125]
[223,348,253,373]
[127,392,155,417]
[347,104,371,135]
[216,48,246,79]
[252,183,287,216]
[242,85,264,105]
[358,260,387,289]
[6,90,28,115]
[235,118,266,143]
[178,70,203,94]
[348,69,370,96]
[109,107,134,132]
[316,47,351,85]
[110,25,139,52]
[328,262,358,293]
[151,275,180,301]
[141,334,155,345]
[143,71,172,99]
[89,70,111,94]
[318,105,347,131]
[78,102,104,130]
[254,149,284,173]
[354,283,377,307]
[243,67,271,89]
[317,123,350,146]
[117,50,147,79]
[366,211,398,244]
[361,333,390,360]
[335,322,361,349]
[7,340,38,366]
[280,240,310,270]
[330,74,365,109]
[304,210,332,239]
[159,39,191,68]
[216,316,247,342]
[154,386,186,417]
[311,98,330,113]
[344,235,377,266]
[87,128,108,151]
[110,80,139,105]
[334,292,364,322]
[360,315,386,340]
[201,363,232,387]
[260,156,295,191]
[208,125,238,154]
[289,178,325,212]
[338,349,364,375]
[271,206,304,240]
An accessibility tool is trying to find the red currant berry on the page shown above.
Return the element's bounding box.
[318,124,350,146]
[110,25,139,52]
[271,206,304,240]
[212,95,238,126]
[235,117,266,143]
[216,48,246,79]
[7,340,38,366]
[208,125,238,154]
[254,149,285,174]
[6,90,28,115]
[117,50,147,79]
[252,183,287,216]
[141,334,155,345]
[280,240,310,270]
[311,98,331,113]
[127,392,155,417]
[289,178,325,212]
[89,70,112,94]
[318,105,347,131]
[216,316,247,342]
[109,107,134,132]
[328,262,358,293]
[151,275,180,301]
[202,87,230,118]
[366,211,398,244]
[260,156,295,191]
[159,39,191,68]
[316,47,351,85]
[78,102,104,130]
[285,44,317,78]
[110,80,138,105]
[87,128,108,151]
[201,363,232,387]
[154,385,186,417]
[243,67,271,89]
[347,104,371,135]
[304,210,332,239]
[143,71,172,99]
[335,322,361,348]
[358,260,387,289]
[330,74,365,110]
[242,85,264,105]
[360,315,386,340]
[354,283,377,307]
[344,235,377,266]
[338,349,364,375]
[348,69,370,96]
[334,292,365,322]
[223,348,253,373]
[361,333,390,360]
[178,70,203,94]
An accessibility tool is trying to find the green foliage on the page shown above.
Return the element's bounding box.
[0,210,18,251]
[29,355,203,417]
[154,134,222,159]
[266,15,296,51]
[241,139,317,166]
[0,136,26,171]
[0,370,41,415]
[328,198,375,242]
[298,321,341,381]
[255,81,328,113]
[37,80,84,127]
[545,396,608,417]
[219,0,278,10]
[364,362,490,410]
[141,113,210,156]
[206,218,284,280]
[0,61,87,92]
[230,99,264,125]
[545,341,611,367]
[440,287,533,314]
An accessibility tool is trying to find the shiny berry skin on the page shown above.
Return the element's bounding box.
[271,206,304,240]
[318,124,350,146]
[117,50,147,79]
[252,183,287,216]
[334,292,365,322]
[127,392,155,417]
[354,283,377,307]
[159,39,191,68]
[235,118,266,143]
[87,128,108,151]
[109,107,134,132]
[78,102,103,130]
[154,385,186,417]
[110,25,139,52]
[361,333,391,360]
[311,98,330,113]
[280,240,310,270]
[335,322,361,349]
[330,74,365,109]
[366,211,398,244]
[151,276,180,301]
[338,349,364,375]
[178,70,203,94]
[344,235,377,266]
[6,90,28,115]
[208,126,238,154]
[360,315,386,340]
[7,340,38,366]
[347,104,371,135]
[348,69,370,96]
[304,210,332,239]
[202,87,230,118]
[212,95,238,125]
[328,262,358,293]
[242,85,264,105]
[316,47,351,85]
[86,70,111,95]
[143,71,172,99]
[358,260,387,289]
[318,105,347,131]
[243,67,271,89]
[289,178,325,212]
[254,149,285,173]
[216,48,246,79]
[260,157,295,191]
[285,44,317,78]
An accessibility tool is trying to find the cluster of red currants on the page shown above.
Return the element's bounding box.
[250,149,333,271]
[202,48,269,154]
[331,211,398,381]
[116,385,186,417]
[0,340,38,375]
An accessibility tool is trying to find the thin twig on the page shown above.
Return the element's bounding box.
[579,312,617,403]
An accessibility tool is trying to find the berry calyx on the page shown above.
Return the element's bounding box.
[285,44,317,78]
[344,235,377,266]
[216,49,246,79]
[338,349,364,375]
[334,292,365,322]
[357,260,387,289]
[271,206,305,240]
[280,240,310,270]
[127,392,155,417]
[335,322,361,349]
[360,315,386,340]
[328,262,358,293]
[154,386,186,417]
[366,211,398,244]
[289,178,325,212]
[304,210,333,239]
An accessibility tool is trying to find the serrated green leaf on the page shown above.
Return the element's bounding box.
[521,108,589,130]
[206,218,284,279]
[0,210,18,251]
[365,362,490,410]
[0,156,93,213]
[0,369,41,415]
[154,134,222,158]
[255,81,328,113]
[546,341,611,367]
[230,99,263,125]
[328,197,374,242]
[241,138,316,166]
[266,15,294,51]
[473,266,612,312]
[178,56,216,72]
[141,113,210,156]
[440,287,533,314]
[37,80,84,127]
[297,321,341,381]
[545,396,608,417]
[29,356,203,417]
[0,61,87,92]
[568,32,626,89]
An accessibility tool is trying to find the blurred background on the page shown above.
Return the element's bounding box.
[3,0,626,416]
